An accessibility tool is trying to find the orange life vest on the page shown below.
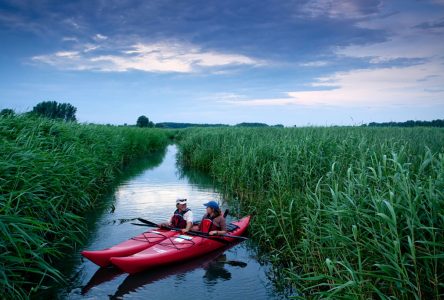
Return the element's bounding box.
[200,214,221,233]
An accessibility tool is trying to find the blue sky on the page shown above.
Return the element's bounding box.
[0,0,443,126]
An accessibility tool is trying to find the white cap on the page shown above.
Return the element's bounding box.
[176,198,187,204]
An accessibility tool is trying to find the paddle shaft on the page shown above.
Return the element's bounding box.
[136,218,248,240]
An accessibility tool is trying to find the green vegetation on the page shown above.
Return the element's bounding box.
[177,127,444,299]
[154,122,284,128]
[136,115,154,128]
[235,122,270,127]
[155,122,230,128]
[365,119,444,127]
[0,114,169,299]
[31,101,77,122]
[0,109,15,117]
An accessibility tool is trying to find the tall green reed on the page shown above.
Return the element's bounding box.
[177,126,444,299]
[0,115,169,299]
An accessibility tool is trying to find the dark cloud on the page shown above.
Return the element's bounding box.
[297,0,382,19]
[0,0,387,64]
[414,17,444,29]
[353,0,383,15]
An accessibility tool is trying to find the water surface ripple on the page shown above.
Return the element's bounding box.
[51,145,284,299]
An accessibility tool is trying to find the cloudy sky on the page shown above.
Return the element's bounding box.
[1,0,443,126]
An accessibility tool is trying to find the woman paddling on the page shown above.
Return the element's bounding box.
[199,201,227,236]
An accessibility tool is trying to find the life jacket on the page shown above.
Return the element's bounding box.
[171,208,191,229]
[200,214,222,233]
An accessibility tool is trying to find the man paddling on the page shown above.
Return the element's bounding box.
[161,198,193,233]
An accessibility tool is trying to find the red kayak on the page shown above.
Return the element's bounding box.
[82,228,178,267]
[110,216,250,274]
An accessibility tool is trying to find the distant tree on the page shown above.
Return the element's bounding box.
[364,119,444,128]
[154,122,229,128]
[235,122,269,127]
[0,108,15,116]
[31,101,77,121]
[136,115,154,128]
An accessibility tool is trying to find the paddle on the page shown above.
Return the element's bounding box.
[136,218,159,227]
[131,223,156,226]
[137,208,229,227]
[223,260,247,268]
[136,218,248,241]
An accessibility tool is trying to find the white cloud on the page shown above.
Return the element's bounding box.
[338,27,444,63]
[299,61,330,67]
[300,0,381,19]
[252,7,441,108]
[62,37,78,42]
[221,62,444,107]
[94,33,108,41]
[339,10,444,62]
[429,0,444,5]
[32,41,260,73]
[54,51,79,58]
[83,44,100,53]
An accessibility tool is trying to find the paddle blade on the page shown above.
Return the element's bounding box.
[220,234,248,240]
[130,223,150,226]
[136,218,159,227]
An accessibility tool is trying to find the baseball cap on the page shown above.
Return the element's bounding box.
[176,198,187,204]
[203,201,219,209]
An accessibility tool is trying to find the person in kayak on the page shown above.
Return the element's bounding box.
[161,198,193,233]
[200,201,227,236]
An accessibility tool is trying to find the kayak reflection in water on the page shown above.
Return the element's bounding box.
[105,244,247,299]
[203,254,247,284]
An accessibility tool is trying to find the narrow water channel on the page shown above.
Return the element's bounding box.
[51,145,285,299]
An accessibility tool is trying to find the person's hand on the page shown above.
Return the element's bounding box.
[209,230,218,236]
[181,228,189,233]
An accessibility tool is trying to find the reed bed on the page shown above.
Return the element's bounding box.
[177,127,444,299]
[0,115,169,299]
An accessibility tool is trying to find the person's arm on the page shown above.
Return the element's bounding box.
[182,211,193,233]
[160,215,172,228]
[209,217,227,235]
[183,221,192,233]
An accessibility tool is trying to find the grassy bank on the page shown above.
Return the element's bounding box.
[177,127,444,299]
[0,115,170,299]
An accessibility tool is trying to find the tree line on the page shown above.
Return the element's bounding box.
[1,101,156,128]
[1,101,77,122]
[3,101,442,128]
[363,119,444,128]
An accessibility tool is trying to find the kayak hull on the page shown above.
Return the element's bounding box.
[110,216,250,273]
[81,228,177,267]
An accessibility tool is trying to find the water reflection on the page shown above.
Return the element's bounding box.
[83,147,168,222]
[206,254,248,282]
[101,244,246,300]
[117,147,168,183]
[44,145,284,299]
[81,267,123,295]
[176,165,216,189]
[79,244,248,298]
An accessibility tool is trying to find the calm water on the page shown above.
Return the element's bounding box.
[49,145,285,299]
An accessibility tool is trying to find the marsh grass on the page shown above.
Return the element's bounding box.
[0,115,169,299]
[177,127,444,299]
